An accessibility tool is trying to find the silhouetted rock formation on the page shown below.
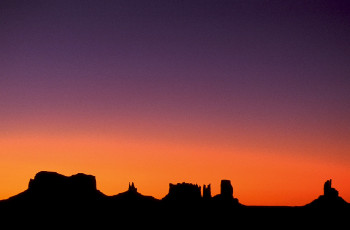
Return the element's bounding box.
[110,182,158,206]
[324,179,339,198]
[163,183,201,202]
[221,179,233,198]
[306,179,349,208]
[28,171,98,198]
[203,184,211,199]
[1,170,349,227]
[128,182,137,193]
[212,180,241,206]
[8,171,104,205]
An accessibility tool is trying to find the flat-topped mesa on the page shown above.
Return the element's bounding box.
[28,171,98,200]
[163,182,201,202]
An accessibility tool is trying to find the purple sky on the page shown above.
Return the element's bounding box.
[2,1,349,138]
[1,0,350,144]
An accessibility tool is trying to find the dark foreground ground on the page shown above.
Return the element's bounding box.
[1,200,349,228]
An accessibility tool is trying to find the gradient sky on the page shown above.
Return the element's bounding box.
[1,0,350,206]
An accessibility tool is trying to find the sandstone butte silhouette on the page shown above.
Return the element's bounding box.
[0,171,349,227]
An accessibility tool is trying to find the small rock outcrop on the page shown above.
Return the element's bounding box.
[128,182,137,193]
[203,184,211,199]
[324,179,339,198]
[306,179,349,208]
[110,182,158,207]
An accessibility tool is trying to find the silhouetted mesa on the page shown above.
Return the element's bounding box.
[163,182,201,202]
[306,179,349,208]
[10,171,104,206]
[29,171,97,196]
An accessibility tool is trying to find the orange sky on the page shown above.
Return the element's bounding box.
[1,124,349,206]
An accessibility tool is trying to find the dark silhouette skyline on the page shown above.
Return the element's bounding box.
[1,171,349,227]
[1,171,349,208]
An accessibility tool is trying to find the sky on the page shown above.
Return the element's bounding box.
[1,0,350,206]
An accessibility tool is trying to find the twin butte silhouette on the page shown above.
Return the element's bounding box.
[0,171,349,227]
